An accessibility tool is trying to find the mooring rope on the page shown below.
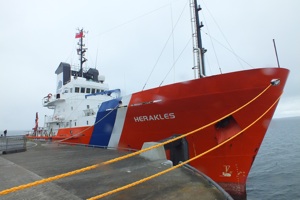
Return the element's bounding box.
[0,84,272,196]
[87,93,282,200]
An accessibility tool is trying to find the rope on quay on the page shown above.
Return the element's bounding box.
[0,84,273,196]
[87,94,281,200]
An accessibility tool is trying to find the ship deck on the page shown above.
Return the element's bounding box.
[0,140,232,200]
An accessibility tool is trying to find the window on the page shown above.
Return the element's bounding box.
[91,88,95,93]
[81,87,85,93]
[87,105,90,109]
[75,87,79,93]
[96,89,100,93]
[86,88,91,93]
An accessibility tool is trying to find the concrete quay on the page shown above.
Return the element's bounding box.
[0,141,232,200]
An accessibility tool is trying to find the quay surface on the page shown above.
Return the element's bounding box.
[0,141,231,200]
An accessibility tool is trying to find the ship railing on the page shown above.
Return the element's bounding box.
[27,128,57,138]
[0,135,27,154]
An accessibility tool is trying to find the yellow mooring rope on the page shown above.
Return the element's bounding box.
[0,84,273,196]
[87,93,282,200]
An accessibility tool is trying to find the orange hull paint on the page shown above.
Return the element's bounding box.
[118,68,289,198]
[30,67,289,198]
[27,126,94,144]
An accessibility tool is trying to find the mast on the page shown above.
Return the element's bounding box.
[75,28,87,77]
[190,0,206,78]
[273,39,281,68]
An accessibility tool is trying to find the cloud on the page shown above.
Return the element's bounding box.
[0,0,299,130]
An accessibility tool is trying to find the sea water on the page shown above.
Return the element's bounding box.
[3,117,300,199]
[247,116,300,199]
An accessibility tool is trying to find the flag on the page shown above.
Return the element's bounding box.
[75,32,83,38]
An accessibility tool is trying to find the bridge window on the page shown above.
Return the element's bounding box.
[92,88,95,93]
[86,88,91,93]
[81,87,85,93]
[75,87,79,93]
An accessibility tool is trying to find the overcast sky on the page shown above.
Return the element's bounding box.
[0,0,299,131]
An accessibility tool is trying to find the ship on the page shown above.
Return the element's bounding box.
[27,0,289,199]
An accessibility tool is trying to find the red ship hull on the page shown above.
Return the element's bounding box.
[117,67,289,198]
[28,67,289,198]
[27,126,94,144]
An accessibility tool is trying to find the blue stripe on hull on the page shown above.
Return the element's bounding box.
[89,98,121,146]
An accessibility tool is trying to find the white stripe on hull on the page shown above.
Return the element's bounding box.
[108,95,131,148]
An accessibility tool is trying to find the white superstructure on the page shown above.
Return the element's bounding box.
[38,29,121,136]
[42,62,119,135]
